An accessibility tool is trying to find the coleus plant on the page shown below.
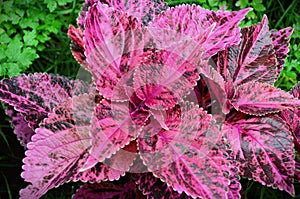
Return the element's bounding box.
[0,0,299,198]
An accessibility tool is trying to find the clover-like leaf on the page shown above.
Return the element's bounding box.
[0,73,89,128]
[224,112,295,196]
[138,102,229,198]
[213,16,277,86]
[231,82,300,115]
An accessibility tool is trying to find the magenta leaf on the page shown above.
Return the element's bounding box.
[213,16,277,86]
[84,2,146,99]
[133,50,201,109]
[270,27,293,74]
[280,109,300,153]
[0,74,89,128]
[296,154,300,182]
[68,25,88,68]
[136,173,191,199]
[77,0,167,29]
[231,82,300,115]
[224,112,295,196]
[150,5,250,57]
[221,137,241,199]
[20,94,94,198]
[138,102,230,198]
[280,82,300,181]
[4,105,35,147]
[73,180,143,199]
[85,99,145,169]
[20,94,129,198]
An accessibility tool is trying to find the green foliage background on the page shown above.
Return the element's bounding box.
[0,0,299,198]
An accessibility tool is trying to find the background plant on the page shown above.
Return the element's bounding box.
[0,0,299,198]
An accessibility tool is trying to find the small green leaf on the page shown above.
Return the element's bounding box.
[240,0,249,8]
[15,8,25,17]
[295,51,300,60]
[18,47,39,66]
[7,63,22,77]
[0,62,21,77]
[23,30,38,46]
[36,33,51,43]
[8,13,21,24]
[3,1,13,12]
[0,33,11,44]
[19,18,39,29]
[44,0,57,12]
[57,0,73,6]
[5,37,23,60]
[0,48,6,60]
[0,14,10,24]
[252,3,265,12]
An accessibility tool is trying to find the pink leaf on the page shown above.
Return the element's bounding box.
[4,105,34,147]
[85,99,146,169]
[84,2,145,99]
[133,50,201,109]
[220,137,241,199]
[19,95,126,198]
[231,82,300,115]
[68,25,88,67]
[280,82,300,181]
[0,74,89,128]
[138,102,229,198]
[213,16,277,85]
[224,112,295,196]
[136,173,191,199]
[270,27,293,74]
[296,154,300,182]
[73,180,143,199]
[77,0,167,29]
[150,5,250,57]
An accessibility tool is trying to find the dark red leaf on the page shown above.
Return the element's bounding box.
[231,82,300,115]
[224,113,295,196]
[270,27,293,74]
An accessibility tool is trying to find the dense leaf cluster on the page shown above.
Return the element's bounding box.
[0,0,299,198]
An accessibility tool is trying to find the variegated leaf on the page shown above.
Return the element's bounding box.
[213,16,277,85]
[150,5,250,58]
[20,95,129,198]
[77,0,167,29]
[68,25,88,68]
[231,82,300,115]
[73,180,144,199]
[224,112,295,196]
[84,2,145,99]
[85,98,147,170]
[270,27,293,74]
[0,74,89,129]
[138,102,229,198]
[280,82,300,181]
[4,104,34,147]
[133,50,201,110]
[136,173,191,199]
